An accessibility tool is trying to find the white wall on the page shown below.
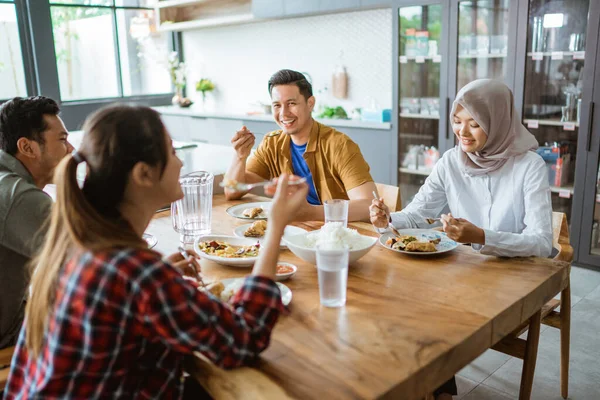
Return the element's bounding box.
[182,8,392,114]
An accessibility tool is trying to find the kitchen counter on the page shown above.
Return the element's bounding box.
[153,105,392,130]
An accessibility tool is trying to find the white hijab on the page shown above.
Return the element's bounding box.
[450,79,538,176]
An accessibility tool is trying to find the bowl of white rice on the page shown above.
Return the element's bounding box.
[282,222,377,265]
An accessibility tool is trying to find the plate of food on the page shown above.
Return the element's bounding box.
[194,235,261,267]
[379,229,457,255]
[233,221,307,247]
[200,277,292,306]
[226,202,271,220]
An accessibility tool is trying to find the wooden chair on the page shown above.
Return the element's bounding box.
[0,345,15,392]
[375,182,402,212]
[492,211,572,399]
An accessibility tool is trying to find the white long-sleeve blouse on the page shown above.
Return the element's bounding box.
[391,147,553,257]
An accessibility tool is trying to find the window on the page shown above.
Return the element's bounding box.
[0,0,27,99]
[50,0,171,101]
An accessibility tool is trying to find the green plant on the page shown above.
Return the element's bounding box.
[318,105,348,119]
[195,78,215,100]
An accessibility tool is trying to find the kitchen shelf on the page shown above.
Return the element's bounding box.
[550,185,574,195]
[157,13,253,31]
[526,51,585,59]
[458,53,507,59]
[399,55,442,63]
[399,133,436,140]
[156,0,210,9]
[399,113,440,120]
[523,119,579,128]
[399,167,432,177]
[156,0,253,32]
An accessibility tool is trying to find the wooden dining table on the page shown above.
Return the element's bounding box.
[147,194,570,400]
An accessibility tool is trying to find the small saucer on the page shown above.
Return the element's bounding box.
[275,262,297,282]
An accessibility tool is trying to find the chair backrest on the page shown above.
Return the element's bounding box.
[552,212,574,263]
[375,183,402,213]
[0,345,15,391]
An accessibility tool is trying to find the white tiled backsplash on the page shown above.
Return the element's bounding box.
[183,8,392,114]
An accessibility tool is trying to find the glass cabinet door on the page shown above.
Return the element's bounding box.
[455,0,510,91]
[397,3,445,204]
[572,0,600,266]
[521,0,592,222]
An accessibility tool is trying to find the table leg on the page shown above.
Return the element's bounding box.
[519,310,542,400]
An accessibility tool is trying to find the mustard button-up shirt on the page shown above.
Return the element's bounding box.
[246,120,373,202]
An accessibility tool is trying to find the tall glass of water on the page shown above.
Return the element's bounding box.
[171,171,213,243]
[324,199,349,227]
[315,243,349,308]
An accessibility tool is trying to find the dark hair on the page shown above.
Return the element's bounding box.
[0,96,60,155]
[268,69,313,100]
[78,105,169,219]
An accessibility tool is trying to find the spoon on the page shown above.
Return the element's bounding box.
[220,176,307,192]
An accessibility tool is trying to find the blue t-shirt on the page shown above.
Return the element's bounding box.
[290,142,320,205]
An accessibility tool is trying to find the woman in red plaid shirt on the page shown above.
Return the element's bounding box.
[3,105,309,399]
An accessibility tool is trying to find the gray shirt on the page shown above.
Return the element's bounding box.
[0,150,51,348]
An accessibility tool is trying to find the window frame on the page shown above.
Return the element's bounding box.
[1,0,179,130]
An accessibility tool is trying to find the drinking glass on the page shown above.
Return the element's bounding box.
[324,199,349,227]
[316,243,349,308]
[171,171,213,243]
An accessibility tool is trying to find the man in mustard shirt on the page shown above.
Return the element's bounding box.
[225,69,376,221]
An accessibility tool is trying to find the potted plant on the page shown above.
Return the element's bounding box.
[167,52,190,106]
[195,78,215,105]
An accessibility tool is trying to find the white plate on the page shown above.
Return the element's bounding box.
[226,202,271,220]
[220,278,292,306]
[233,224,308,247]
[194,235,260,267]
[378,229,458,255]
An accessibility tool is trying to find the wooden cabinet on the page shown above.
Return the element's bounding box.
[156,0,254,32]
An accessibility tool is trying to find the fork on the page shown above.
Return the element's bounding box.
[220,177,307,192]
[178,246,205,287]
[372,191,402,237]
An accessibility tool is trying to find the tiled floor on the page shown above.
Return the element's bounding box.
[455,265,600,400]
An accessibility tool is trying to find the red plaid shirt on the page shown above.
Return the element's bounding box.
[3,248,283,399]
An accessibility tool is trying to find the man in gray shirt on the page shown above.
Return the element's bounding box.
[0,96,73,349]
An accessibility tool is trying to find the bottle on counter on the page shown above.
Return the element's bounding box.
[332,51,348,99]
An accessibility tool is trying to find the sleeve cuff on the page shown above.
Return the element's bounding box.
[478,229,497,255]
[231,275,284,311]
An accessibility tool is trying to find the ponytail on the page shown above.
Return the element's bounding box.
[25,155,144,356]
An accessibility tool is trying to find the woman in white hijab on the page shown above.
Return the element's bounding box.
[371,78,553,257]
[371,79,553,399]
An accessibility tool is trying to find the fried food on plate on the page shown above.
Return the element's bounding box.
[244,220,267,237]
[242,207,264,218]
[405,241,437,252]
